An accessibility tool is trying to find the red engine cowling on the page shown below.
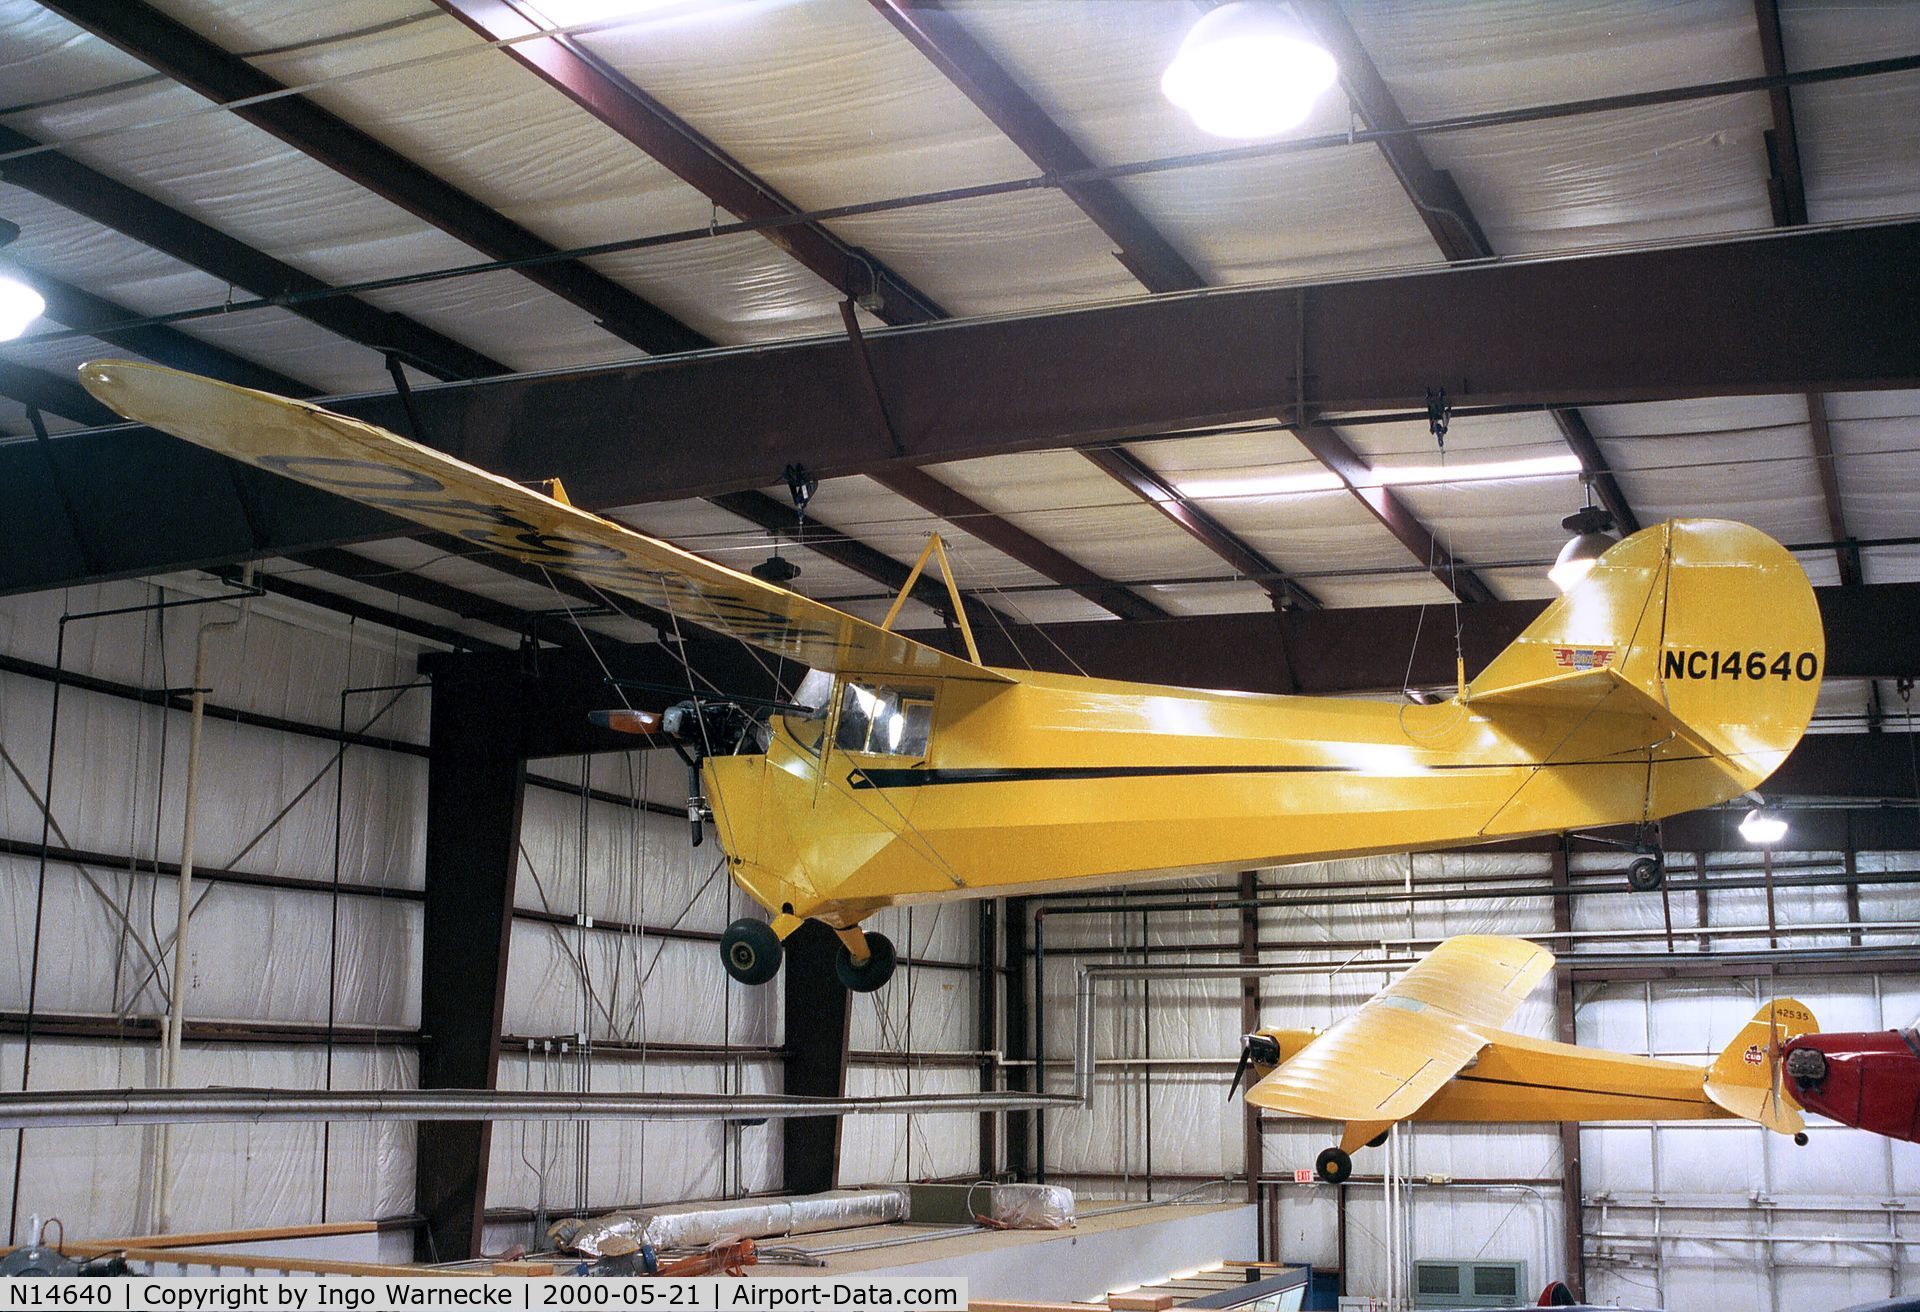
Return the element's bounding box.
[1782,1030,1920,1143]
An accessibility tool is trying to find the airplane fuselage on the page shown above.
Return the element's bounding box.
[705,665,1772,927]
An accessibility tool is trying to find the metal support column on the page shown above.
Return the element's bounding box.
[1003,898,1032,1180]
[1550,841,1587,1297]
[977,899,1000,1178]
[1238,872,1261,1208]
[415,657,530,1261]
[782,920,851,1194]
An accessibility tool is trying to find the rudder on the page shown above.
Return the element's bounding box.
[1703,998,1819,1134]
[1467,520,1823,827]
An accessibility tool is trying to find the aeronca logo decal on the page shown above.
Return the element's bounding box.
[1661,649,1820,682]
[1552,647,1614,671]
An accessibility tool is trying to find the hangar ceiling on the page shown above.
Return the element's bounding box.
[2,0,1919,730]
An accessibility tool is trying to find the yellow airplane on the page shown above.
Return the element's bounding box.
[1235,935,1819,1183]
[77,362,1824,992]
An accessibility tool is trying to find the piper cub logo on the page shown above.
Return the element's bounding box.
[1663,649,1820,682]
[1743,1044,1766,1066]
[1552,647,1615,671]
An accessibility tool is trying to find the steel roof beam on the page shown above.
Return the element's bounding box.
[1289,424,1497,603]
[429,0,1163,619]
[25,264,317,398]
[871,466,1173,619]
[914,580,1920,696]
[0,124,504,382]
[232,564,505,653]
[433,0,942,325]
[6,221,1916,597]
[1081,447,1319,611]
[707,489,996,633]
[867,0,1328,612]
[288,546,560,643]
[1754,0,1860,587]
[869,0,1205,296]
[1293,0,1639,537]
[0,361,116,428]
[41,0,710,357]
[8,12,962,619]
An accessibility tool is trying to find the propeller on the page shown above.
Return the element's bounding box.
[588,709,662,736]
[1228,1032,1282,1101]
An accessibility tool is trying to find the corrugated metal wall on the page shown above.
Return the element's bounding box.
[1031,853,1920,1309]
[0,578,979,1247]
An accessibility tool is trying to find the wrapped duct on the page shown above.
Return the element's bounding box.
[549,1188,909,1257]
[980,1183,1075,1231]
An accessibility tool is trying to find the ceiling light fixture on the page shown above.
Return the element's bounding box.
[1739,806,1789,846]
[1176,453,1582,503]
[1162,1,1338,140]
[1549,480,1618,593]
[0,274,45,343]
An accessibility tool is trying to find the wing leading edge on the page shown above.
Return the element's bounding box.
[77,361,1010,686]
[1244,936,1555,1124]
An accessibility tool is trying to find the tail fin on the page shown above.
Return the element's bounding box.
[1703,999,1819,1134]
[1466,520,1823,835]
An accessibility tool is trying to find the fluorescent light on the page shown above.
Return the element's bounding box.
[0,275,44,342]
[1740,807,1789,845]
[1361,453,1583,488]
[1162,2,1337,140]
[1174,453,1582,503]
[525,0,747,29]
[1175,470,1343,500]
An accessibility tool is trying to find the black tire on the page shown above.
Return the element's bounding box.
[1793,1131,1809,1146]
[835,931,898,993]
[720,918,783,985]
[1627,854,1665,892]
[1315,1146,1353,1184]
[1367,1130,1390,1149]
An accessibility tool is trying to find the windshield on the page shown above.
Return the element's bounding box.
[792,668,833,717]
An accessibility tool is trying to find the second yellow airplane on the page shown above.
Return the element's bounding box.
[76,362,1825,992]
[1237,935,1818,1182]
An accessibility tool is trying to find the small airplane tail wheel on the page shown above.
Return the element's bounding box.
[1793,1131,1809,1147]
[1366,1130,1390,1149]
[720,918,783,986]
[1314,1147,1352,1184]
[1627,854,1665,892]
[835,931,898,993]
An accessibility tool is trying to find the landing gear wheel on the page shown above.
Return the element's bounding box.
[1794,1131,1809,1146]
[1627,854,1665,892]
[1315,1147,1353,1184]
[835,931,897,993]
[720,918,782,986]
[1367,1130,1390,1149]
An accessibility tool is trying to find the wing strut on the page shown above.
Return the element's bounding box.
[881,533,981,664]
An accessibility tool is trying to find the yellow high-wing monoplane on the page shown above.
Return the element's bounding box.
[78,363,1825,993]
[1236,935,1820,1182]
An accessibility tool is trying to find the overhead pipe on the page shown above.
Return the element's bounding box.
[0,1087,1080,1130]
[10,944,1917,1133]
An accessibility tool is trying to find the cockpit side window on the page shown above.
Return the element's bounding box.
[835,682,936,757]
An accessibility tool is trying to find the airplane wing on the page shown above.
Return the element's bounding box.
[77,361,1010,686]
[1244,935,1555,1123]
